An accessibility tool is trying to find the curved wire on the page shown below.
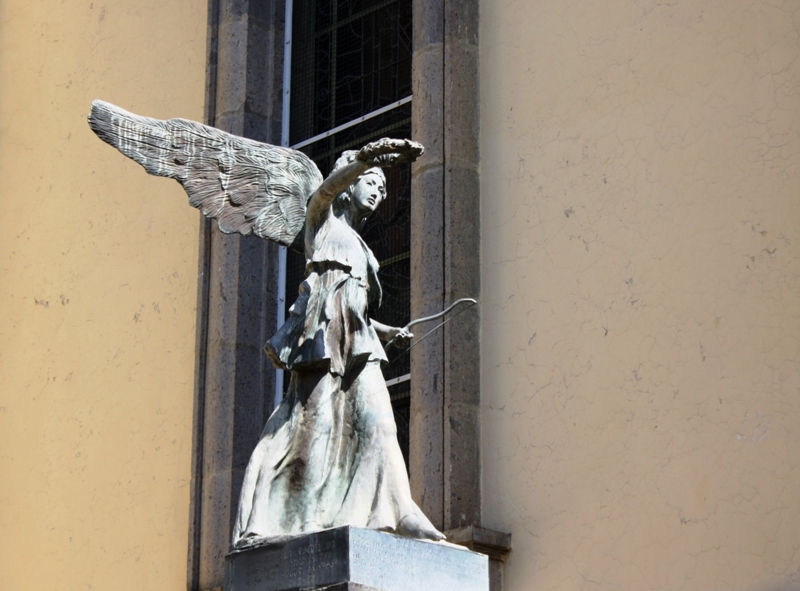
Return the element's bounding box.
[384,298,477,353]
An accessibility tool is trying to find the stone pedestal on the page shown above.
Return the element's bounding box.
[225,526,489,591]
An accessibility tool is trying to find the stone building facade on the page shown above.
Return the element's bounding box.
[1,1,799,590]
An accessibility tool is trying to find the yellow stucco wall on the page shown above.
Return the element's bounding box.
[0,2,206,590]
[480,1,800,590]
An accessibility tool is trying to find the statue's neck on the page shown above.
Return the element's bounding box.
[337,208,366,230]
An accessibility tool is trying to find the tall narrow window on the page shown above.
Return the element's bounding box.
[284,0,413,466]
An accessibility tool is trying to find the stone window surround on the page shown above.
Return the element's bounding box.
[186,1,507,590]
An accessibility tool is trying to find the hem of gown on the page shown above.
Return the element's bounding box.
[232,524,398,551]
[232,523,455,552]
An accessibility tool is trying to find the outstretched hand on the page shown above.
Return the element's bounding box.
[381,325,414,351]
[357,138,424,168]
[387,327,414,349]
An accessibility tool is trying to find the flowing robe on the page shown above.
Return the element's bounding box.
[232,193,435,545]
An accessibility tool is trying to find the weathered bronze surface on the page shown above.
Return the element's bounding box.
[88,102,443,547]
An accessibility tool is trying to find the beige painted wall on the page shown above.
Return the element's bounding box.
[0,2,206,590]
[480,1,800,590]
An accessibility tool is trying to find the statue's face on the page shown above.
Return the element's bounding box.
[350,171,386,216]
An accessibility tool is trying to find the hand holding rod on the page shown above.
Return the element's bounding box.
[384,298,478,352]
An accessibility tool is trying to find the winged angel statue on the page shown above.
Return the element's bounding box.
[88,100,445,546]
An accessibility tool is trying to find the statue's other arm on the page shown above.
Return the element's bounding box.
[371,319,413,346]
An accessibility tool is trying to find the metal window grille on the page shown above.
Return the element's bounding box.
[282,0,413,468]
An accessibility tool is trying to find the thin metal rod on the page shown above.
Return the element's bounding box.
[385,374,411,387]
[291,95,413,149]
[275,0,294,407]
[385,298,478,356]
[281,0,293,147]
[406,302,476,352]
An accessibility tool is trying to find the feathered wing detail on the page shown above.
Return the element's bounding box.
[88,100,323,246]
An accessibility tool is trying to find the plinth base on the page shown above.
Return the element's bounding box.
[225,526,489,591]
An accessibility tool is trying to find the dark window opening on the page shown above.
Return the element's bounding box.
[285,0,412,469]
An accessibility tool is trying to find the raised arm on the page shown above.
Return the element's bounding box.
[307,159,371,220]
[371,319,413,346]
[306,138,424,221]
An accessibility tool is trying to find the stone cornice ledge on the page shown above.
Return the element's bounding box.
[445,526,512,562]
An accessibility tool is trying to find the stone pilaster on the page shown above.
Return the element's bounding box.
[188,1,286,589]
[410,0,482,532]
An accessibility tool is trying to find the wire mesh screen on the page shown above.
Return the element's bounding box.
[290,0,412,144]
[285,0,412,468]
[284,106,412,380]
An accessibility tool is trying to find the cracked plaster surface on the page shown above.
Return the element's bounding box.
[480,1,800,590]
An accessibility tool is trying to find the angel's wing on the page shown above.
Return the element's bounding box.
[88,100,323,246]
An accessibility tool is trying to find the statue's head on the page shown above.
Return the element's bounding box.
[331,150,386,219]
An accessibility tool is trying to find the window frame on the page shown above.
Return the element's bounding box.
[188,1,482,588]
